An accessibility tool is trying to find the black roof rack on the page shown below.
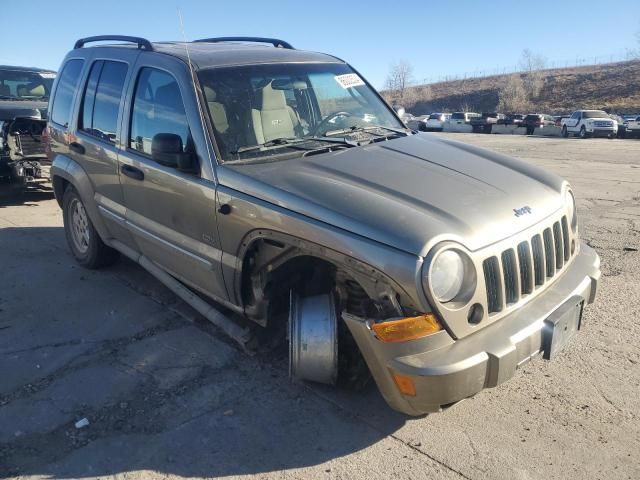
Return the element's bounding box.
[74,35,154,51]
[193,36,294,50]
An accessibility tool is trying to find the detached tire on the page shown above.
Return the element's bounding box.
[62,186,118,269]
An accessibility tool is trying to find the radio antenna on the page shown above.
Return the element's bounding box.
[177,8,215,173]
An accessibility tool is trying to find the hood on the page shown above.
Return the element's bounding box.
[219,134,566,256]
[0,99,48,121]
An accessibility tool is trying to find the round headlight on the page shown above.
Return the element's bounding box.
[430,250,465,303]
[566,190,577,231]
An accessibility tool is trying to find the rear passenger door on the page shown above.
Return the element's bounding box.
[118,60,228,303]
[71,55,138,249]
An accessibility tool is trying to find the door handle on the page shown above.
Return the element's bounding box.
[69,142,85,155]
[120,164,144,181]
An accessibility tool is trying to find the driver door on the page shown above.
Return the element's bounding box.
[118,61,229,303]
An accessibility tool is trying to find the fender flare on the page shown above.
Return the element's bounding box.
[232,228,414,314]
[50,154,111,243]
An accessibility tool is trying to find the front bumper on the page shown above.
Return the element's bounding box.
[586,127,616,137]
[343,241,600,416]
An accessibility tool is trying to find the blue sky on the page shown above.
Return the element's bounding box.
[2,1,639,88]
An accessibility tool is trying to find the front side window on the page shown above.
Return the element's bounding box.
[50,59,84,126]
[79,60,128,143]
[129,68,190,156]
[199,63,404,162]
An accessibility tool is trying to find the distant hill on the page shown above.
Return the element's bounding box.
[400,60,640,115]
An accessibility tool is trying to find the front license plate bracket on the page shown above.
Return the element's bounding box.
[542,299,583,360]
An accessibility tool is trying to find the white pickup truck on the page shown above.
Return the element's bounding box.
[561,110,618,138]
[625,116,640,138]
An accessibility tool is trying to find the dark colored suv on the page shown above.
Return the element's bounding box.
[522,114,555,135]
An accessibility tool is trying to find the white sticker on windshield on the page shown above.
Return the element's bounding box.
[334,73,365,89]
[39,73,56,79]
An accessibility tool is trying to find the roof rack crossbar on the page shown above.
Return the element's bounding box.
[74,35,154,51]
[193,36,294,49]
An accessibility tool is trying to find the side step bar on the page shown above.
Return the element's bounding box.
[110,239,252,347]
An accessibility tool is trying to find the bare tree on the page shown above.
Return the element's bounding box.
[497,74,529,113]
[384,60,414,106]
[519,48,547,99]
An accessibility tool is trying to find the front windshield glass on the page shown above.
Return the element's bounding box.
[198,63,404,162]
[583,110,609,119]
[0,69,55,100]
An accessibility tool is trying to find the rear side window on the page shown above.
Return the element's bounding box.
[129,68,189,156]
[50,59,84,127]
[79,60,128,144]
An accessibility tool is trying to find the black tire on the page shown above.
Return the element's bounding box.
[562,126,569,138]
[62,186,118,269]
[526,126,534,135]
[579,126,587,139]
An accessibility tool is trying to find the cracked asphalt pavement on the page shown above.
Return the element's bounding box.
[1,134,639,479]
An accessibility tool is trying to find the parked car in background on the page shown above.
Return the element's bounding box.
[450,111,480,125]
[48,35,600,416]
[0,65,56,192]
[561,110,617,138]
[406,115,428,131]
[498,114,524,126]
[625,116,640,138]
[423,112,451,131]
[470,112,504,133]
[522,114,555,135]
[609,115,628,138]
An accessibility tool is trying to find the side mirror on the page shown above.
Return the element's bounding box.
[151,133,198,173]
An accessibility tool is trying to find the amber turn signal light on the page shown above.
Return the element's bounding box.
[392,372,416,396]
[371,314,442,343]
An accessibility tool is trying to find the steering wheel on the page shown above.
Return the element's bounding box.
[311,111,354,136]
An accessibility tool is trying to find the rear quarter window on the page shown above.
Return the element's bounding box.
[50,59,84,127]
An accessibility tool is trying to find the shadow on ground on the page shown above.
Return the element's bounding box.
[0,186,55,208]
[0,226,408,478]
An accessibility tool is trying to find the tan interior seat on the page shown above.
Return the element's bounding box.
[251,81,300,144]
[203,86,229,134]
[17,84,45,97]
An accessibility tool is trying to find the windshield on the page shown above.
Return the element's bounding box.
[452,112,465,120]
[0,69,55,100]
[583,110,609,119]
[198,63,404,162]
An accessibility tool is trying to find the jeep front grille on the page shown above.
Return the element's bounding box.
[483,215,573,314]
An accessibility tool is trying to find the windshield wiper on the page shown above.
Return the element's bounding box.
[231,135,358,155]
[324,124,411,137]
[231,137,306,154]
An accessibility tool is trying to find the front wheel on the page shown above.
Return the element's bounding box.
[63,186,118,269]
[579,126,588,139]
[562,126,569,138]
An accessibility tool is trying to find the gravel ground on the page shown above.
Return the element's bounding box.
[0,133,638,480]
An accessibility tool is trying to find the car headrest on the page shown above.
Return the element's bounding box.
[17,84,45,97]
[257,82,287,111]
[203,85,217,102]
